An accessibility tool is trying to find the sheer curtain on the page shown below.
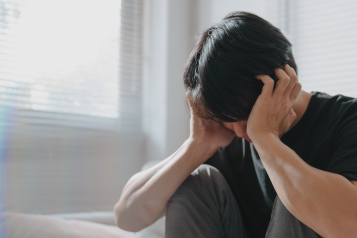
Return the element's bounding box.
[0,0,145,213]
[0,0,143,131]
[287,0,357,98]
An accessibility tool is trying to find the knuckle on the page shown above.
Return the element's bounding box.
[282,76,290,83]
[291,74,297,81]
[267,80,275,87]
[275,68,283,74]
[264,75,273,81]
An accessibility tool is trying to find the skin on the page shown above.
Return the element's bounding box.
[223,64,357,238]
[115,64,357,237]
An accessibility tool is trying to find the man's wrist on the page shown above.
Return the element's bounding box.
[249,132,283,164]
[250,132,279,145]
[184,138,219,163]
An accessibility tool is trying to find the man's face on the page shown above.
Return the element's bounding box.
[221,120,252,143]
[221,108,296,143]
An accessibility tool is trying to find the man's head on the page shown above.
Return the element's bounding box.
[184,11,297,124]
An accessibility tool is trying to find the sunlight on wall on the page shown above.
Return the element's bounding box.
[0,0,121,117]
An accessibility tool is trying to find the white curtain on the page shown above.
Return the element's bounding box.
[289,0,357,98]
[0,0,144,131]
[0,0,145,213]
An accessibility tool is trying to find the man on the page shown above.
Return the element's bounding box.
[114,12,357,237]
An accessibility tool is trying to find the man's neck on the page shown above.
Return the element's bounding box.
[288,89,313,131]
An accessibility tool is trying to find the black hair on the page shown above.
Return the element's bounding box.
[184,11,297,122]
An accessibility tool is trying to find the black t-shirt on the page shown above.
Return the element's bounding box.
[204,91,357,238]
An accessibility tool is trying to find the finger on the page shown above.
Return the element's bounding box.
[289,81,302,102]
[273,67,290,99]
[282,64,298,101]
[257,75,275,98]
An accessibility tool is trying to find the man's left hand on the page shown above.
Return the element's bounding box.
[247,64,302,141]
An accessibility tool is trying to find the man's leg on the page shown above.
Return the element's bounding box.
[265,196,322,238]
[165,164,247,238]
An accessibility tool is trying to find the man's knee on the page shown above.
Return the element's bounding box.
[171,164,227,199]
[166,165,231,238]
[266,196,321,238]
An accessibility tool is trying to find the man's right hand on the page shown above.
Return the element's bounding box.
[187,93,236,158]
[114,93,236,232]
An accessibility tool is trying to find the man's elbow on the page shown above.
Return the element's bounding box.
[114,202,133,231]
[321,216,357,238]
[336,223,357,238]
[114,202,124,229]
[327,226,357,238]
[113,202,146,232]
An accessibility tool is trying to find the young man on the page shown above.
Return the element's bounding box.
[114,12,357,237]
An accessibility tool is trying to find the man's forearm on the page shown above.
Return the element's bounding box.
[114,138,215,232]
[252,133,357,237]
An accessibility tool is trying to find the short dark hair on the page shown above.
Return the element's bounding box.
[184,11,297,122]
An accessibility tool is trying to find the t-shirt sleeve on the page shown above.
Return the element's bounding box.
[327,115,357,181]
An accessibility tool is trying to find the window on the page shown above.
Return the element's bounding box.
[0,0,145,213]
[0,0,144,131]
[278,0,357,98]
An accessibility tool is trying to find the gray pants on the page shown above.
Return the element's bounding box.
[165,164,321,238]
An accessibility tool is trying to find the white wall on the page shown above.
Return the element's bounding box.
[196,0,269,32]
[1,125,144,214]
[143,0,195,162]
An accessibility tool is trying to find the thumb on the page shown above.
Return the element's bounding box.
[287,108,297,129]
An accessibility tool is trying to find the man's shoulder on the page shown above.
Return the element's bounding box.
[311,91,357,122]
